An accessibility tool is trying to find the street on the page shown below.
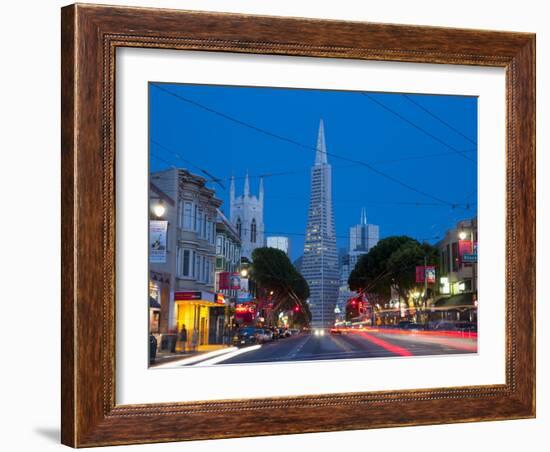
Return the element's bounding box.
[161,329,477,367]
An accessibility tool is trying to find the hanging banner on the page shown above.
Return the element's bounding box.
[458,240,473,258]
[416,265,436,283]
[230,272,241,290]
[425,266,436,283]
[219,272,242,290]
[149,220,168,263]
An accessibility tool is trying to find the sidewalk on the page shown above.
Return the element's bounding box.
[151,344,231,367]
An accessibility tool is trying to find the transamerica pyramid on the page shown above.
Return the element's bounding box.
[301,119,340,329]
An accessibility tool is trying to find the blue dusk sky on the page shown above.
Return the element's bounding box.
[149,82,477,262]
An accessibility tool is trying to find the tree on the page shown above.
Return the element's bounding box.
[348,236,439,315]
[250,247,311,325]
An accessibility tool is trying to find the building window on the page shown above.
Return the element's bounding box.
[177,248,193,278]
[251,219,257,243]
[197,209,203,235]
[236,218,242,238]
[195,254,200,281]
[193,204,199,231]
[183,201,193,230]
[216,235,223,255]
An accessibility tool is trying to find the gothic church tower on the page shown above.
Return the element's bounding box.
[230,173,265,260]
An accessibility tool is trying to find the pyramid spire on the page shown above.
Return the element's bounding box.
[315,119,328,166]
[244,171,250,197]
[360,207,367,225]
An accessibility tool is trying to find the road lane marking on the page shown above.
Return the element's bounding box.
[153,346,237,368]
[286,334,312,360]
[197,345,262,366]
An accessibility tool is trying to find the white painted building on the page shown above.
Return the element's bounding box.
[266,236,290,255]
[229,173,265,260]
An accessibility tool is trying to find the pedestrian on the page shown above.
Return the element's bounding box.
[179,324,188,354]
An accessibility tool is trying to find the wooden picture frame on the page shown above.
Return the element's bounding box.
[61,3,535,447]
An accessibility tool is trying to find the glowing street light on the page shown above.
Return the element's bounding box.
[458,231,468,240]
[240,268,248,278]
[152,201,165,218]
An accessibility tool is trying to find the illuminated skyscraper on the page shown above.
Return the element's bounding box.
[301,120,340,328]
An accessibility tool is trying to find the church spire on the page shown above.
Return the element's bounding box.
[360,207,367,225]
[244,171,250,197]
[259,176,264,207]
[230,175,235,211]
[315,118,328,166]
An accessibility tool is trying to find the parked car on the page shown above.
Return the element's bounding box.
[270,327,280,340]
[255,328,273,343]
[233,327,258,347]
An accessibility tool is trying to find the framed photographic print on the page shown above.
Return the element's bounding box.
[61,3,535,447]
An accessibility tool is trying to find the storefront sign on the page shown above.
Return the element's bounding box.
[149,220,168,263]
[462,253,477,263]
[175,291,202,301]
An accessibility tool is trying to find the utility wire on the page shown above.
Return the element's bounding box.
[150,83,472,208]
[151,138,226,191]
[149,155,473,210]
[361,93,474,162]
[401,94,477,145]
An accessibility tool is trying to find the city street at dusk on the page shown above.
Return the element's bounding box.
[159,329,477,367]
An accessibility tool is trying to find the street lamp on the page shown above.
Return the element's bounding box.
[240,268,248,278]
[458,231,467,240]
[152,200,166,218]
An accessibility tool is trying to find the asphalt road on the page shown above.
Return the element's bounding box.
[217,329,478,364]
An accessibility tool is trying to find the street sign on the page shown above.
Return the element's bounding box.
[462,254,477,263]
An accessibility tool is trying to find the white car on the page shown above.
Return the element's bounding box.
[255,328,273,343]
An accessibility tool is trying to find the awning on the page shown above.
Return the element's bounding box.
[435,292,475,307]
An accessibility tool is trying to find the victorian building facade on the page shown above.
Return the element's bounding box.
[150,168,223,350]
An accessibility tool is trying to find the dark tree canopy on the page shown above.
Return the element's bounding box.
[251,247,311,323]
[348,236,439,305]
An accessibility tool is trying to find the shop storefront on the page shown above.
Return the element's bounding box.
[174,291,226,351]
